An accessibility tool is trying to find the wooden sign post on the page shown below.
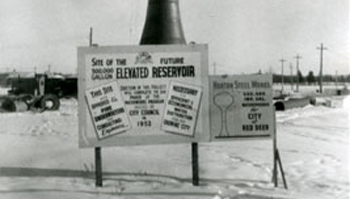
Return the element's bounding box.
[95,147,103,187]
[272,110,288,189]
[191,142,199,185]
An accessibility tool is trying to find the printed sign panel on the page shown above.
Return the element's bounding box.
[210,74,274,140]
[85,81,130,140]
[78,44,209,147]
[162,81,202,137]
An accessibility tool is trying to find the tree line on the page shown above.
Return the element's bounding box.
[272,71,350,85]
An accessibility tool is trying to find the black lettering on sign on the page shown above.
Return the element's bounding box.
[255,97,265,101]
[235,81,250,89]
[103,86,113,94]
[96,118,122,130]
[248,113,262,123]
[181,124,190,130]
[166,110,192,120]
[255,124,269,131]
[102,124,125,136]
[164,119,179,128]
[137,120,152,127]
[116,59,126,65]
[251,81,270,88]
[152,66,195,78]
[115,67,149,79]
[213,81,234,89]
[120,85,136,91]
[148,99,164,104]
[129,110,139,116]
[141,109,159,115]
[125,100,146,105]
[92,57,104,66]
[242,124,253,131]
[129,95,142,100]
[90,90,102,98]
[174,107,187,114]
[171,95,190,103]
[168,100,192,110]
[160,57,184,64]
[242,103,269,107]
[91,68,114,80]
[101,106,112,113]
[106,59,113,66]
[173,85,198,95]
[94,108,125,122]
[91,99,109,109]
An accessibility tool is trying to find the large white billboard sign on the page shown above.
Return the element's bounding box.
[78,44,209,147]
[210,74,274,140]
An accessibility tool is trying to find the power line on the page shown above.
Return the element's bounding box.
[326,49,349,60]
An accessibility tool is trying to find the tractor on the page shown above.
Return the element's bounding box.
[1,74,61,112]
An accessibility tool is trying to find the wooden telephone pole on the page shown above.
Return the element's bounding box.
[213,62,217,75]
[294,54,302,92]
[317,43,327,94]
[290,63,294,91]
[89,27,93,46]
[279,58,286,93]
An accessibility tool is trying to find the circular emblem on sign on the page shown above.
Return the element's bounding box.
[135,52,153,64]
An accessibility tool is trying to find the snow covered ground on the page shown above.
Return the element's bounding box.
[0,86,349,199]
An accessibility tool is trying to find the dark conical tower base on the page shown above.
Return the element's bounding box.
[140,0,186,45]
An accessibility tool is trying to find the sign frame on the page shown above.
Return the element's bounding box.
[78,44,209,148]
[209,74,275,141]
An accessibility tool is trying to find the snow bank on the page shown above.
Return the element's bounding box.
[0,96,348,199]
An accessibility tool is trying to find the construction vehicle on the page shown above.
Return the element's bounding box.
[0,73,68,112]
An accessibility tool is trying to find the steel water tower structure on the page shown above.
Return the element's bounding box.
[140,0,186,45]
[139,0,201,186]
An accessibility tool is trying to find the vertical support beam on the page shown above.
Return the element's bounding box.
[272,109,288,189]
[191,142,199,186]
[90,28,102,187]
[277,150,288,189]
[273,133,278,187]
[272,109,278,187]
[95,147,103,187]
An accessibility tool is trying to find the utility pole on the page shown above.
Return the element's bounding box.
[317,43,327,94]
[129,28,133,44]
[290,62,294,91]
[279,58,286,93]
[335,70,338,90]
[213,62,217,75]
[89,27,93,46]
[89,27,98,47]
[294,54,302,92]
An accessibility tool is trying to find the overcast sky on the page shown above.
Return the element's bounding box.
[0,0,348,75]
